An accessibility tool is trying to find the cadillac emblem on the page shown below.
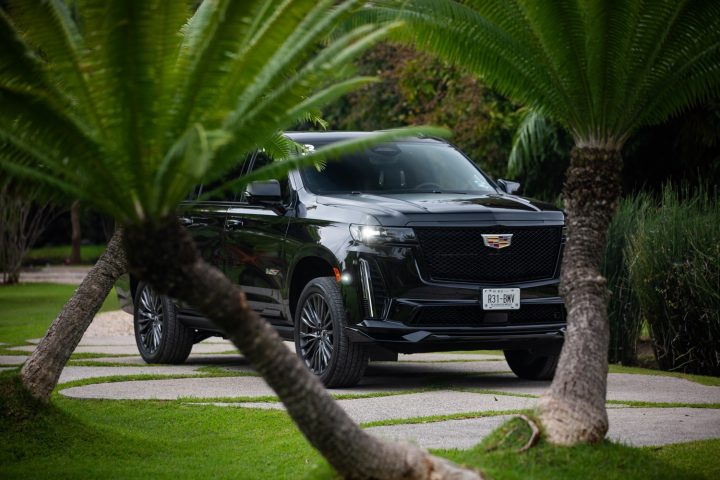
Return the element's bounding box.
[481,234,513,249]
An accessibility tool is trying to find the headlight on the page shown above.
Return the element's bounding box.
[349,225,417,244]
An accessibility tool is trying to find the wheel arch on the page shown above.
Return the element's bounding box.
[287,250,338,320]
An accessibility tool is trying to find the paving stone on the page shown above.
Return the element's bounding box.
[228,390,535,424]
[9,345,41,353]
[0,355,27,365]
[70,356,145,364]
[58,365,206,384]
[27,335,236,347]
[18,266,90,284]
[405,372,720,404]
[607,408,720,446]
[368,360,511,376]
[82,354,251,366]
[367,415,510,450]
[606,374,720,404]
[366,407,720,450]
[29,336,136,346]
[11,342,238,355]
[353,371,541,394]
[61,376,276,400]
[399,353,504,362]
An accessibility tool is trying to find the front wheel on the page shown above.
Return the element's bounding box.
[133,282,194,364]
[294,277,369,387]
[504,348,560,380]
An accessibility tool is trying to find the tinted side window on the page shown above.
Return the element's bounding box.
[196,155,251,202]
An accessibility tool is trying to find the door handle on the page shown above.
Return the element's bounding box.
[226,219,244,230]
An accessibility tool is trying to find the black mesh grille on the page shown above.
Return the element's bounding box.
[414,226,562,283]
[409,303,565,327]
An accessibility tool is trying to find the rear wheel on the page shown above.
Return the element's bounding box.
[504,348,560,380]
[133,282,194,364]
[294,277,369,387]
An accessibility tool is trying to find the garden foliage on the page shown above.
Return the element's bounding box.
[628,186,720,376]
[322,43,519,179]
[602,194,650,365]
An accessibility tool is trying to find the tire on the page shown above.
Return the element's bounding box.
[294,277,369,387]
[504,348,560,380]
[133,282,194,364]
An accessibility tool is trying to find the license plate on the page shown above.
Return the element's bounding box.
[482,288,520,310]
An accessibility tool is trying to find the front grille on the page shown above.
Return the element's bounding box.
[409,303,565,327]
[414,226,562,283]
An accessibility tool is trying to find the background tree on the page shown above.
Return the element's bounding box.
[19,228,128,400]
[322,43,520,178]
[0,180,59,284]
[68,200,81,264]
[373,0,720,444]
[0,1,477,478]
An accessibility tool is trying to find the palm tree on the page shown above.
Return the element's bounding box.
[371,0,720,444]
[0,1,477,478]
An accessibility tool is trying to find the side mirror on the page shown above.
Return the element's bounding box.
[497,179,521,195]
[245,180,282,206]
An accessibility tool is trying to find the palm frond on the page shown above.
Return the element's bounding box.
[627,2,720,133]
[508,109,555,177]
[1,0,443,225]
[7,0,106,138]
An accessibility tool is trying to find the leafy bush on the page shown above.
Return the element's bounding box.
[603,194,651,365]
[628,186,720,375]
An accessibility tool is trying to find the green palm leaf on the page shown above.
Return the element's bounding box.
[370,0,720,147]
[0,0,445,225]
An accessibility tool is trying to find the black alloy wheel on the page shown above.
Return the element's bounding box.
[294,277,369,387]
[133,282,194,364]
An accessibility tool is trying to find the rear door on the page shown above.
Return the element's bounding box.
[177,157,248,329]
[223,153,293,327]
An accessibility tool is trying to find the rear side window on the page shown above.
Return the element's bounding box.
[192,155,250,202]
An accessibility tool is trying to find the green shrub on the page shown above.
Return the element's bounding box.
[628,186,720,375]
[603,194,651,365]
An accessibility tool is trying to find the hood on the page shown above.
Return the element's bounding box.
[314,192,564,226]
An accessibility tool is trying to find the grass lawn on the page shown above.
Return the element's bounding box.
[0,283,119,346]
[1,382,326,479]
[24,244,106,266]
[438,417,720,480]
[1,283,719,479]
[1,384,718,480]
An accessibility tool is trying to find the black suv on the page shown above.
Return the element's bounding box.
[124,132,566,387]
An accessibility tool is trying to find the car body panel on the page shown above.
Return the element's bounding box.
[122,132,566,354]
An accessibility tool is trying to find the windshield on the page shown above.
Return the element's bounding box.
[300,142,495,195]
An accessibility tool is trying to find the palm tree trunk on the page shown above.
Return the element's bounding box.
[20,229,127,401]
[123,218,480,480]
[539,147,623,444]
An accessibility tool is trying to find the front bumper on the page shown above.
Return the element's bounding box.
[346,302,565,354]
[339,242,566,353]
